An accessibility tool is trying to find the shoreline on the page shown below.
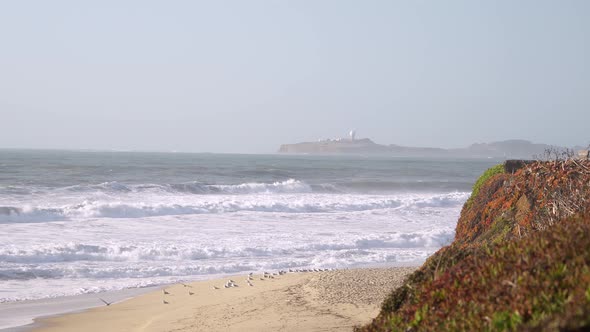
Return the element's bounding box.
[0,262,419,331]
[0,286,162,332]
[21,267,416,332]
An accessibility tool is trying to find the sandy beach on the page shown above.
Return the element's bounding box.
[31,267,415,332]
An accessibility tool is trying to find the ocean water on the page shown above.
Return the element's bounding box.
[0,150,498,303]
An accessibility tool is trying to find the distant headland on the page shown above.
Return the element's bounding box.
[278,130,578,159]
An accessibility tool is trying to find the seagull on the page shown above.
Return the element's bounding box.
[248,272,253,276]
[259,278,265,281]
[213,286,220,290]
[189,291,194,296]
[224,284,230,288]
[163,289,170,295]
[228,279,235,283]
[181,283,192,288]
[247,281,253,287]
[99,298,112,306]
[163,300,169,304]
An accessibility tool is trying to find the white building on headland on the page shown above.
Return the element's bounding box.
[318,130,358,143]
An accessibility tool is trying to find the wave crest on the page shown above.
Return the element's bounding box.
[0,192,469,223]
[0,229,453,267]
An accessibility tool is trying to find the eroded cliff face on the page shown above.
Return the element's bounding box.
[358,159,590,332]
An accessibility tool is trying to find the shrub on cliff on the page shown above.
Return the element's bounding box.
[465,164,504,209]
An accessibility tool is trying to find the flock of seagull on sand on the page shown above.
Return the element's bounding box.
[98,268,334,306]
[158,268,334,305]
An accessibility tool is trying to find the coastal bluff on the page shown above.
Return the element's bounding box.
[359,158,590,331]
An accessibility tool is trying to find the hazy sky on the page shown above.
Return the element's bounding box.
[1,1,588,153]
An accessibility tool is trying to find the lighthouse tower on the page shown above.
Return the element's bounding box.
[349,129,356,142]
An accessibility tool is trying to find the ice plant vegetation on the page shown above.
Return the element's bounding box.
[358,159,590,331]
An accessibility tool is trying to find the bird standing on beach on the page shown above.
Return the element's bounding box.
[163,289,170,295]
[213,286,220,290]
[163,300,169,304]
[189,291,194,295]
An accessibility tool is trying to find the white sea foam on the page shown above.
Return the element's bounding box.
[0,189,466,303]
[0,191,469,223]
[0,191,464,303]
[0,229,453,266]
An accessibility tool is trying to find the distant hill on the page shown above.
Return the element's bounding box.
[455,139,553,158]
[278,138,566,159]
[278,138,390,154]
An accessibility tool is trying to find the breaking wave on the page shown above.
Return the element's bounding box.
[58,179,313,195]
[0,192,470,223]
[1,178,473,197]
[0,229,452,266]
[0,228,452,283]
